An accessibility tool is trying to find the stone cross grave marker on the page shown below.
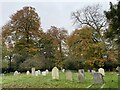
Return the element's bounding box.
[66,70,72,81]
[98,68,105,76]
[52,67,59,80]
[93,72,104,84]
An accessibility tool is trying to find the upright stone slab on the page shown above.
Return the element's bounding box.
[35,71,39,76]
[26,71,30,75]
[91,70,96,75]
[46,69,49,74]
[98,68,105,76]
[88,70,90,73]
[52,67,59,80]
[14,71,19,76]
[62,69,65,73]
[42,71,47,76]
[93,72,104,84]
[78,72,85,82]
[66,70,72,81]
[78,69,85,76]
[31,67,35,76]
[38,70,41,74]
[116,66,120,75]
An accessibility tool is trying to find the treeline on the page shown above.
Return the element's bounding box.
[1,1,120,73]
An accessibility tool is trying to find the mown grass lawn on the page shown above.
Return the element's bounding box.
[1,71,119,88]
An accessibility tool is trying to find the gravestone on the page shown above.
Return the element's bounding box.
[66,70,72,81]
[42,71,47,76]
[93,72,104,84]
[116,66,120,75]
[31,67,35,76]
[38,70,41,74]
[78,72,85,82]
[26,71,30,75]
[52,67,59,80]
[14,71,19,76]
[46,69,49,74]
[98,68,105,76]
[88,70,90,73]
[35,71,39,76]
[62,69,65,72]
[78,69,85,76]
[91,70,96,75]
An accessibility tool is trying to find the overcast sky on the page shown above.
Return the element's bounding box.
[0,0,117,34]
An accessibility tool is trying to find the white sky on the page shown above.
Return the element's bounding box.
[0,0,118,34]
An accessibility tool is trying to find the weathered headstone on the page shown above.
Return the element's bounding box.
[14,71,19,76]
[26,71,30,75]
[35,71,39,76]
[116,66,120,75]
[78,69,85,76]
[38,70,41,74]
[91,70,96,75]
[93,72,104,84]
[66,70,72,81]
[88,70,90,73]
[52,67,59,80]
[31,67,35,76]
[42,71,47,76]
[46,69,49,74]
[98,68,105,76]
[77,72,85,82]
[62,69,65,72]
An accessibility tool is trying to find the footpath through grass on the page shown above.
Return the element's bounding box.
[1,71,119,88]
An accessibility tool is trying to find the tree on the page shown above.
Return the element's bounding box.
[104,1,120,64]
[67,27,106,69]
[2,6,42,72]
[71,4,107,43]
[2,6,41,56]
[37,32,55,70]
[47,26,68,68]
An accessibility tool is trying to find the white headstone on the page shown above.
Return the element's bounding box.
[35,71,39,76]
[98,68,105,76]
[46,69,49,74]
[88,70,90,73]
[42,71,47,76]
[38,70,41,74]
[26,71,30,75]
[93,72,104,84]
[14,71,19,76]
[52,67,59,80]
[31,67,35,76]
[116,66,120,75]
[91,70,96,75]
[62,69,65,72]
[66,70,72,81]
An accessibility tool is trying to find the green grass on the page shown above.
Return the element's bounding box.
[1,72,119,88]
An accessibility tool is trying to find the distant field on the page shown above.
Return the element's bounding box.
[1,72,119,88]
